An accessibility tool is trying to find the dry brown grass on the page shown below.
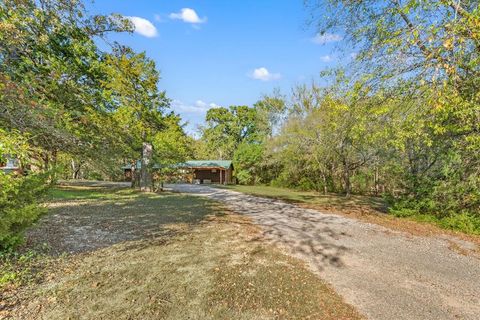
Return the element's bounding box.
[4,183,362,320]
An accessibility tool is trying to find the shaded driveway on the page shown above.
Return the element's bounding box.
[168,184,480,320]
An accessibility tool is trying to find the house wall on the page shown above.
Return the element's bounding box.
[0,157,22,175]
[194,169,221,183]
[123,165,235,184]
[193,168,233,184]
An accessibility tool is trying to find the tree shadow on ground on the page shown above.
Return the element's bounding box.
[26,191,223,255]
[233,201,350,273]
[171,185,351,272]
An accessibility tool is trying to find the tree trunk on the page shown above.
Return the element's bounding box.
[131,163,136,188]
[71,159,82,180]
[329,164,337,192]
[43,153,49,171]
[374,166,379,196]
[343,159,351,197]
[140,142,153,192]
[322,172,328,195]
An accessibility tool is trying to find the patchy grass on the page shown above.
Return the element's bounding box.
[218,185,385,212]
[390,207,480,235]
[47,181,132,200]
[210,239,359,320]
[219,185,480,248]
[2,182,362,320]
[0,249,50,289]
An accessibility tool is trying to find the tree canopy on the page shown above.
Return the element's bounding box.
[0,0,191,248]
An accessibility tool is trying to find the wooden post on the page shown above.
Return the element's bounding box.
[219,168,223,184]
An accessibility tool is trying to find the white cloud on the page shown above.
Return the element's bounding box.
[172,99,219,136]
[250,67,281,81]
[193,100,222,109]
[172,99,219,114]
[320,55,333,62]
[311,33,342,45]
[127,16,158,38]
[194,100,209,109]
[169,8,206,24]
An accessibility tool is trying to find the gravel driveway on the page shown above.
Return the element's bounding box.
[168,184,480,320]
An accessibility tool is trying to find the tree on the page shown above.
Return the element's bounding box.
[152,114,194,188]
[306,0,480,214]
[233,143,264,184]
[0,0,172,247]
[253,90,287,137]
[0,0,131,171]
[200,106,261,159]
[268,77,389,195]
[103,46,169,190]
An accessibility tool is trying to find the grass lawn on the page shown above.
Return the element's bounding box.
[1,182,362,320]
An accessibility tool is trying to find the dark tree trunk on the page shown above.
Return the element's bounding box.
[374,166,379,196]
[71,159,82,179]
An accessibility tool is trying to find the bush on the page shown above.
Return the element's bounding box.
[389,207,419,218]
[296,177,316,191]
[235,169,253,185]
[389,200,480,235]
[0,172,50,251]
[439,213,480,235]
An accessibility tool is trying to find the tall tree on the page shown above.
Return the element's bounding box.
[200,106,261,159]
[103,46,169,190]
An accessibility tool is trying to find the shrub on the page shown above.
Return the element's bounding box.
[0,172,50,251]
[439,213,480,235]
[389,207,419,218]
[296,177,316,191]
[389,200,480,235]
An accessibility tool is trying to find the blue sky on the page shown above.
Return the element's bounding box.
[87,1,344,135]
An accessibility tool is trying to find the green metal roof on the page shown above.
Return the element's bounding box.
[122,160,232,170]
[179,160,232,169]
[121,160,162,170]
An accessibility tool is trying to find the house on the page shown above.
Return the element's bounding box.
[178,160,234,184]
[122,160,235,184]
[0,157,21,174]
[121,161,163,181]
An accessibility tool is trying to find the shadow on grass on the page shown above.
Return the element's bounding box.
[177,185,352,272]
[28,188,224,255]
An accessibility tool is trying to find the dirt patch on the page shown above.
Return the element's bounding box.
[26,189,220,255]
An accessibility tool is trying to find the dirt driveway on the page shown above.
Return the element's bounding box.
[168,184,480,320]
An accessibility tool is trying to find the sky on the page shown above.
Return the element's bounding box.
[86,1,345,136]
